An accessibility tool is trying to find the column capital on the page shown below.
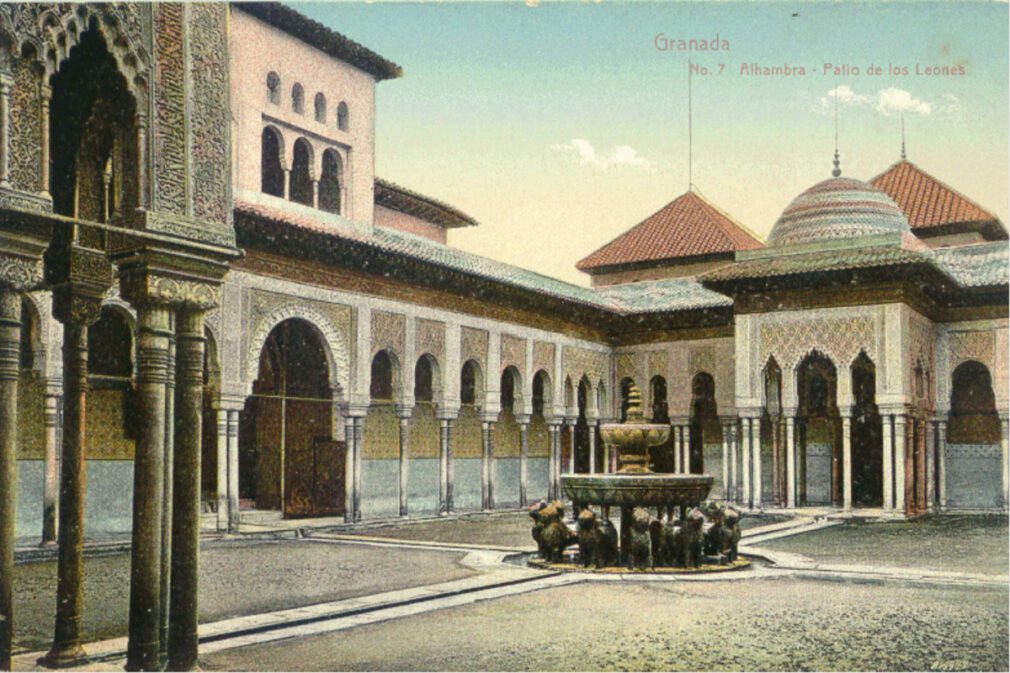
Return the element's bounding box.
[396,404,414,420]
[0,246,45,293]
[44,242,113,327]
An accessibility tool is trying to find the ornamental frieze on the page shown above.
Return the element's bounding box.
[563,345,607,388]
[648,350,668,382]
[947,329,994,372]
[759,315,876,373]
[0,253,43,290]
[500,334,526,378]
[616,352,636,384]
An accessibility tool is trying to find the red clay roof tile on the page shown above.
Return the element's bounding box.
[871,160,1005,237]
[576,189,763,272]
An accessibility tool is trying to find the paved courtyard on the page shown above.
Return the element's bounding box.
[11,512,1010,671]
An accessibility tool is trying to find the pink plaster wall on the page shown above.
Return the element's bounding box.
[229,7,376,225]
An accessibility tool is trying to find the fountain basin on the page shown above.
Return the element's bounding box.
[562,473,714,508]
[599,422,670,473]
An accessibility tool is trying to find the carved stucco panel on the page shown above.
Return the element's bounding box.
[532,340,555,378]
[415,318,445,364]
[500,334,526,380]
[461,326,488,372]
[371,310,406,361]
[759,315,877,376]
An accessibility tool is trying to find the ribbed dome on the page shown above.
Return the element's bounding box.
[768,177,911,246]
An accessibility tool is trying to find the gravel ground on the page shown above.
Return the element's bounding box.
[344,511,790,548]
[201,578,1009,672]
[756,514,1009,574]
[13,539,472,652]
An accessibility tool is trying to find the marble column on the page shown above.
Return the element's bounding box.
[785,416,796,509]
[882,415,893,512]
[481,421,494,510]
[519,420,530,507]
[215,409,229,532]
[917,418,928,513]
[41,392,61,546]
[353,416,363,521]
[439,419,451,515]
[721,422,730,500]
[937,420,947,511]
[227,410,240,532]
[0,75,10,188]
[0,288,21,671]
[445,419,455,514]
[547,423,557,500]
[751,418,761,509]
[728,423,738,502]
[127,304,172,672]
[344,417,355,523]
[169,307,207,671]
[587,420,597,475]
[398,414,410,518]
[1000,418,1009,512]
[672,425,682,474]
[740,418,752,508]
[925,421,936,511]
[39,85,52,197]
[894,415,907,515]
[841,413,852,510]
[566,421,576,475]
[159,326,175,665]
[46,247,109,668]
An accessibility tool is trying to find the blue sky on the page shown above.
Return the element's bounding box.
[293,1,1009,285]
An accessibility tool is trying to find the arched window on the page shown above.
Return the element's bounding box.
[314,92,327,123]
[319,149,342,215]
[414,356,437,403]
[266,72,280,104]
[289,138,313,206]
[88,306,133,379]
[292,83,304,114]
[337,101,349,131]
[461,360,481,406]
[260,127,284,197]
[533,371,551,417]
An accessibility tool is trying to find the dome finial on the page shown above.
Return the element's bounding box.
[832,149,841,178]
[831,87,841,177]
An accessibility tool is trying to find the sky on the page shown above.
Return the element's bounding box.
[292,1,1009,286]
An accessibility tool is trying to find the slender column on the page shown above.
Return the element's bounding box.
[398,415,410,518]
[917,418,928,513]
[445,419,455,514]
[751,418,761,509]
[481,421,493,510]
[937,420,947,511]
[282,168,291,201]
[741,418,752,508]
[587,421,597,474]
[215,410,228,532]
[41,392,61,545]
[0,75,11,188]
[0,289,21,672]
[771,418,781,505]
[1000,418,1009,512]
[894,415,907,515]
[352,416,363,521]
[311,180,320,209]
[439,419,449,515]
[925,421,936,511]
[673,425,682,474]
[882,415,893,511]
[343,417,355,523]
[159,327,175,665]
[45,320,97,667]
[547,424,557,500]
[785,416,796,508]
[168,308,206,671]
[226,411,240,532]
[135,113,149,209]
[721,423,730,499]
[39,85,52,197]
[519,420,529,507]
[841,413,852,510]
[127,304,172,672]
[566,421,575,475]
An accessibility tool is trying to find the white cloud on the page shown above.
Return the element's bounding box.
[875,87,932,116]
[817,86,945,118]
[551,139,652,170]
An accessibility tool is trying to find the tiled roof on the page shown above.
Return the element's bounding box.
[871,160,1006,239]
[931,242,1009,288]
[767,177,910,247]
[701,245,934,283]
[234,199,733,314]
[374,178,477,229]
[576,189,762,272]
[234,3,402,81]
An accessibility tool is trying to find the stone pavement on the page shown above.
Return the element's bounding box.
[11,510,1008,671]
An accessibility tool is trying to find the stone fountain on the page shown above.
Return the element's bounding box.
[549,383,743,570]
